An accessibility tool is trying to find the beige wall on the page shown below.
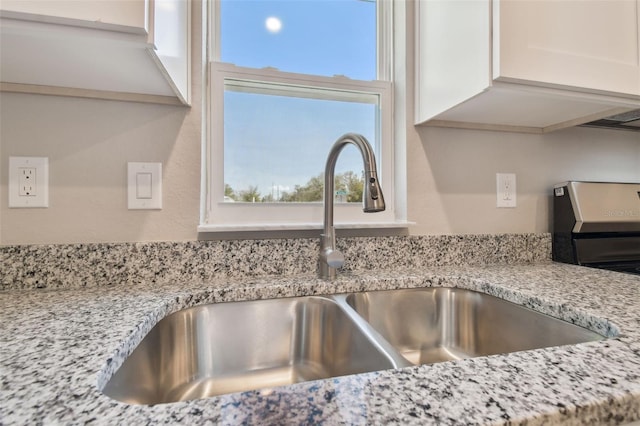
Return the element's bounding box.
[407,125,640,235]
[0,1,202,245]
[1,3,639,245]
[0,92,201,244]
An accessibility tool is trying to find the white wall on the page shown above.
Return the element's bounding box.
[0,1,639,245]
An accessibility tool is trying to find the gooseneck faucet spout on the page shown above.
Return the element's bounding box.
[319,133,386,280]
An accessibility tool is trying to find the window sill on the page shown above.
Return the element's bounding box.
[197,221,413,233]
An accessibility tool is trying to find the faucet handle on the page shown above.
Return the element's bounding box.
[368,177,379,200]
[325,249,345,268]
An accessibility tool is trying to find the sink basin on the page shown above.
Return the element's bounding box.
[102,287,606,405]
[102,296,397,404]
[344,287,604,365]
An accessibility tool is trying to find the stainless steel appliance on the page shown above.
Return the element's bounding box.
[552,181,640,275]
[582,109,640,132]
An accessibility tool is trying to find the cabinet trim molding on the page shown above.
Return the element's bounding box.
[0,82,186,106]
[425,106,635,134]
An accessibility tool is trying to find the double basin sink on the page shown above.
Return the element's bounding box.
[102,287,605,405]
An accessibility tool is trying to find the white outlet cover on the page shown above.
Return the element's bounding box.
[128,162,162,210]
[496,173,517,208]
[8,156,49,208]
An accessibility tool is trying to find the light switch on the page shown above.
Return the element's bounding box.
[128,162,162,209]
[136,172,153,199]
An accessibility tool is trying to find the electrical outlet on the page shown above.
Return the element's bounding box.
[496,173,516,208]
[9,157,49,208]
[18,168,36,196]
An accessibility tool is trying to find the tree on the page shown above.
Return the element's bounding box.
[224,184,236,200]
[238,185,261,202]
[226,171,364,203]
[261,193,275,202]
[279,171,364,203]
[281,174,324,202]
[336,171,364,202]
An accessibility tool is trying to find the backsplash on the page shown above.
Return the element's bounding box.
[0,233,551,290]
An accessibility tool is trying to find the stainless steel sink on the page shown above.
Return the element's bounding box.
[102,296,398,405]
[102,288,606,405]
[343,287,604,365]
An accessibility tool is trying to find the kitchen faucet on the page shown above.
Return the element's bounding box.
[318,133,386,280]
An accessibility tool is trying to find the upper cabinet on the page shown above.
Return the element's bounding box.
[496,0,639,96]
[0,0,190,106]
[415,0,640,133]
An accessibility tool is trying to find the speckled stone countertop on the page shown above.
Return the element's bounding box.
[2,236,640,424]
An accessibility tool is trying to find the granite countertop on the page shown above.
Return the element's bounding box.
[2,262,640,425]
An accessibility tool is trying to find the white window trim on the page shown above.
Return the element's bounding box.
[199,0,408,233]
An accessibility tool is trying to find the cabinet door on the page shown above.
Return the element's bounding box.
[494,0,640,96]
[0,0,147,32]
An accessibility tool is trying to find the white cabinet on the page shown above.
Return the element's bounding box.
[416,0,640,133]
[496,0,639,96]
[0,0,148,31]
[0,0,190,106]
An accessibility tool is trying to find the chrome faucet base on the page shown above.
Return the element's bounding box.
[318,233,344,280]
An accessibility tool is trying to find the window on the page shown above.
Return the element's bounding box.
[201,0,405,231]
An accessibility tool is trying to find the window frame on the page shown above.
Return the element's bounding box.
[199,0,406,232]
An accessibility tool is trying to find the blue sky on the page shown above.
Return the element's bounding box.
[221,0,376,80]
[220,0,377,197]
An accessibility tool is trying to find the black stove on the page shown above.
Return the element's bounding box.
[552,182,640,276]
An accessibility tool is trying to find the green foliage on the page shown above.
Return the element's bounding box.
[224,184,236,200]
[336,171,363,203]
[238,185,261,202]
[225,171,364,203]
[281,174,324,202]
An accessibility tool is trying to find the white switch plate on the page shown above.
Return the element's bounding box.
[128,162,162,209]
[496,173,516,208]
[9,156,49,208]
